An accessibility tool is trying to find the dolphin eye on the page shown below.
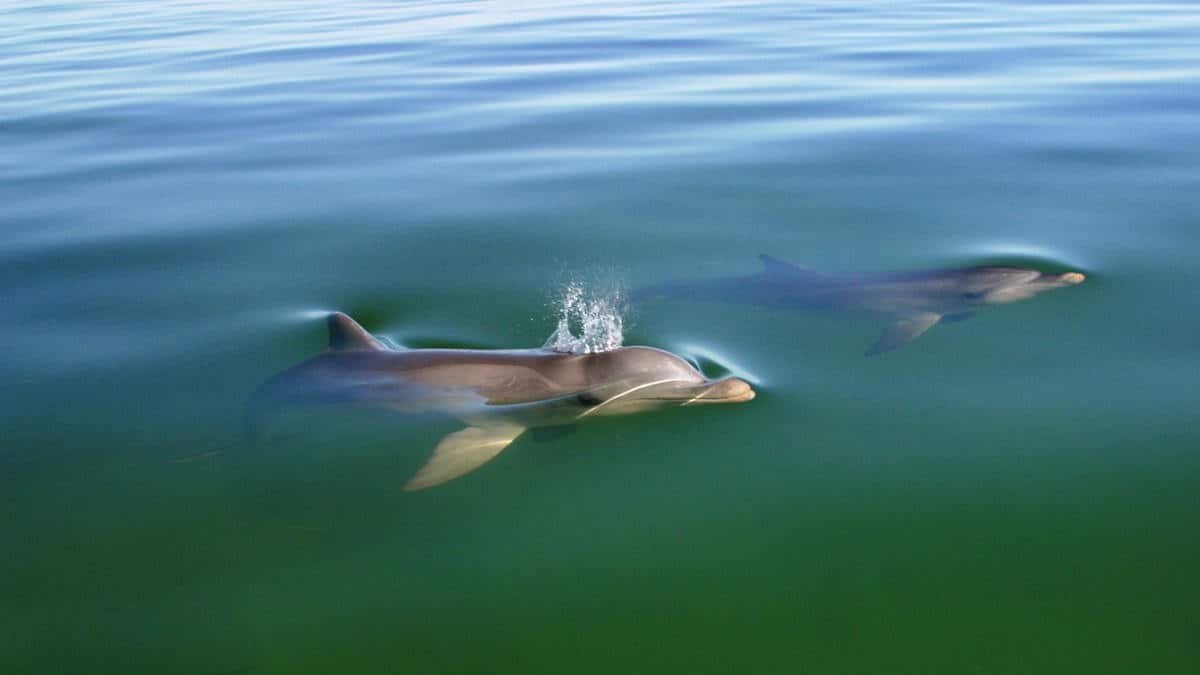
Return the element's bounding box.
[576,392,602,407]
[962,291,987,300]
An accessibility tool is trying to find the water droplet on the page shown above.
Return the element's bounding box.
[544,280,626,354]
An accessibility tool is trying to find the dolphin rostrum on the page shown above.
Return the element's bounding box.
[639,255,1086,355]
[252,312,755,490]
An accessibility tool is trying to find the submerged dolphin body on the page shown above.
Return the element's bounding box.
[252,313,754,490]
[639,255,1086,354]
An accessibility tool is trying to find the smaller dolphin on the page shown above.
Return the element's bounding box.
[252,313,754,490]
[638,255,1086,354]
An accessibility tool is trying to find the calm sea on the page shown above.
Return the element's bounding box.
[3,2,1198,673]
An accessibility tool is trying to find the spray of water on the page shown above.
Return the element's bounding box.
[544,279,627,354]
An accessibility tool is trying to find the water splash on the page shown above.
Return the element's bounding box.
[544,280,626,354]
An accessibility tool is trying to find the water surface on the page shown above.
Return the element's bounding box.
[3,2,1199,673]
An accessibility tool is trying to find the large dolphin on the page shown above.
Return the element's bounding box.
[639,255,1086,355]
[252,313,754,490]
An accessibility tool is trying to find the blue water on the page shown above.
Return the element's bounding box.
[4,2,1199,673]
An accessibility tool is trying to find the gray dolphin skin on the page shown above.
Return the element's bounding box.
[252,312,754,490]
[639,255,1087,355]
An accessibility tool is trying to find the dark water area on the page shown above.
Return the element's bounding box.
[3,2,1199,673]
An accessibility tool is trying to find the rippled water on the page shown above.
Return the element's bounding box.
[4,2,1199,673]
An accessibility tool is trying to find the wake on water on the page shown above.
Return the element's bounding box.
[543,280,627,354]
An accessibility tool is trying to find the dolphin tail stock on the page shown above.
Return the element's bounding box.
[404,420,527,491]
[243,403,264,445]
[243,312,388,441]
[244,375,287,444]
[866,312,943,356]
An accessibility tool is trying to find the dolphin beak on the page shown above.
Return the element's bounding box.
[1058,272,1086,284]
[686,377,756,405]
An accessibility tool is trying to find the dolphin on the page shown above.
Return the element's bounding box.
[638,255,1086,355]
[252,312,755,490]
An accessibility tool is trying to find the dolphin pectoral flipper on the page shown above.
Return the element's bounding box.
[404,422,526,491]
[866,312,943,356]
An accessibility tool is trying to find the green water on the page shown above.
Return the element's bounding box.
[3,2,1199,673]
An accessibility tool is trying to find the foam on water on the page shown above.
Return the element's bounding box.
[544,280,626,354]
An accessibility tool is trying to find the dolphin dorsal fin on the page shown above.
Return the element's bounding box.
[758,254,816,276]
[327,312,386,351]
